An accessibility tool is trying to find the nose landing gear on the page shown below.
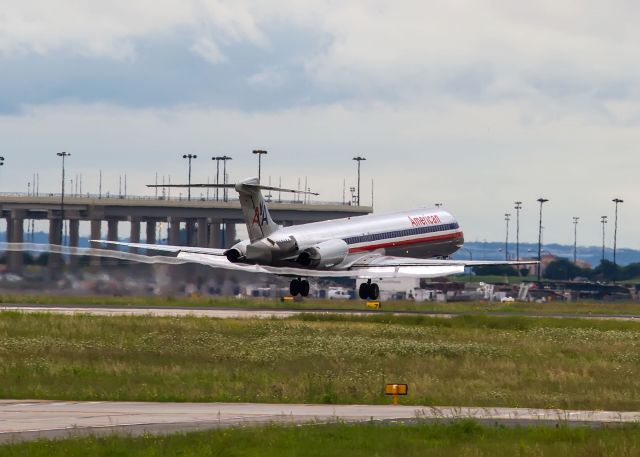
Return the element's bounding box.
[289,278,310,297]
[359,279,380,300]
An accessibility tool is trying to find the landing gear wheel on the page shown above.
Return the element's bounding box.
[359,283,370,300]
[300,280,310,297]
[289,279,300,296]
[369,283,380,301]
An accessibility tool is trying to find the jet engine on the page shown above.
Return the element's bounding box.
[224,240,249,263]
[297,239,349,268]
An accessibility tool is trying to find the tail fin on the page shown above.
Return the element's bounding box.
[145,177,318,243]
[236,177,280,242]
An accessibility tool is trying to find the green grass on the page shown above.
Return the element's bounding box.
[2,422,640,456]
[3,292,640,317]
[3,312,640,410]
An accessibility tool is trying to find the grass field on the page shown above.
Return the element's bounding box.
[2,292,640,316]
[2,312,640,410]
[2,422,640,456]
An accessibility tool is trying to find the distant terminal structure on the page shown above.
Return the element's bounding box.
[0,193,371,273]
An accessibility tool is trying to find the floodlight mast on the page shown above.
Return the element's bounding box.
[182,154,197,201]
[220,155,232,201]
[252,150,267,183]
[352,156,366,206]
[57,152,71,245]
[504,213,511,261]
[572,217,580,264]
[600,216,608,262]
[536,198,549,281]
[212,156,222,201]
[612,198,623,266]
[514,202,522,260]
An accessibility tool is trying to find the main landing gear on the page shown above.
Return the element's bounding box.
[359,279,380,301]
[290,278,310,297]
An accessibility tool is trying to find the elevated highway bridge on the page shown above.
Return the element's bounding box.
[0,193,371,272]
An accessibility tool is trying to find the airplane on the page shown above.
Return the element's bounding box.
[95,177,535,300]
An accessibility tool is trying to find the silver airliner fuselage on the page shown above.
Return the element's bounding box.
[234,207,464,270]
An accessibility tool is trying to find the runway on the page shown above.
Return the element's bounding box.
[1,303,640,321]
[1,400,639,443]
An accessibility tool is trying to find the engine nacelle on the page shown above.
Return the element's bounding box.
[224,240,249,263]
[297,239,349,268]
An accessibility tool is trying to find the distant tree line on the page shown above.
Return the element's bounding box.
[543,259,640,282]
[474,259,640,282]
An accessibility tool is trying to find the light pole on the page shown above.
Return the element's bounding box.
[612,198,623,266]
[514,201,522,260]
[182,154,197,201]
[57,152,71,245]
[504,213,511,261]
[601,215,608,262]
[572,217,580,264]
[212,156,222,201]
[220,155,232,202]
[352,156,366,206]
[252,150,267,183]
[0,157,4,193]
[536,198,549,281]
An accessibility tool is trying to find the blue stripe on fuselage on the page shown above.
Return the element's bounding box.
[342,222,460,245]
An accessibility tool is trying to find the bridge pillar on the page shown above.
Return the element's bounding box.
[5,216,12,248]
[69,218,80,268]
[107,219,119,245]
[186,219,197,246]
[197,218,208,247]
[48,216,63,274]
[145,220,157,244]
[90,219,102,266]
[129,218,141,254]
[168,218,181,246]
[224,223,236,248]
[7,210,25,274]
[209,220,221,248]
[105,219,120,266]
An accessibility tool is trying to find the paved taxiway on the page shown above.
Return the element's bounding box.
[1,304,640,321]
[1,400,639,443]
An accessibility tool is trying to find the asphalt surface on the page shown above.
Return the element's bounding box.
[1,303,640,321]
[1,400,639,443]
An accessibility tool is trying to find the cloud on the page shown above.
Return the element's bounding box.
[2,1,639,109]
[246,68,286,87]
[191,37,225,63]
[0,0,266,60]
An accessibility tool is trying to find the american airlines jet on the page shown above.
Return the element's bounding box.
[96,177,533,300]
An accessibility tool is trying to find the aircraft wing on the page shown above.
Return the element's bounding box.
[90,240,227,256]
[350,254,537,268]
[2,241,535,279]
[172,252,537,279]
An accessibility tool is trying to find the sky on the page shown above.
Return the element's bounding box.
[0,1,639,249]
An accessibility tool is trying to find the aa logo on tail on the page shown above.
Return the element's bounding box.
[252,201,270,227]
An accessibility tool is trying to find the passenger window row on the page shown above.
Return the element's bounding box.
[344,223,459,244]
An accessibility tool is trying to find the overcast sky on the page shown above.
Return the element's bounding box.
[0,1,638,249]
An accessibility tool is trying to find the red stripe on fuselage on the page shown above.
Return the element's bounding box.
[348,231,464,253]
